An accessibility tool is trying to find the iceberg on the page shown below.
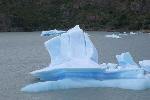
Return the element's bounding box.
[22,25,150,92]
[139,60,150,72]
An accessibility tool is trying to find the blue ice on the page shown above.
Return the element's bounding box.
[116,52,138,67]
[21,79,150,92]
[31,66,144,81]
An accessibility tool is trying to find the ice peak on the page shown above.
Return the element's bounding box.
[67,25,83,34]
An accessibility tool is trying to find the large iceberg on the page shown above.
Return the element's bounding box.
[22,25,150,92]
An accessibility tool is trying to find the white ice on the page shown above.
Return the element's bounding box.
[44,25,98,65]
[105,34,121,39]
[139,60,150,72]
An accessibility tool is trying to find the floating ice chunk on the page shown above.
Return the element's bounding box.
[118,33,128,36]
[130,32,136,35]
[123,32,126,34]
[41,29,66,36]
[105,34,121,39]
[116,52,138,67]
[21,78,150,92]
[139,60,150,72]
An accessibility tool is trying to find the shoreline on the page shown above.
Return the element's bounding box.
[0,30,150,33]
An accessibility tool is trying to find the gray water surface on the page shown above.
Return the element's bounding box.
[0,32,150,100]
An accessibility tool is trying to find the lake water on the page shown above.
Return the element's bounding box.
[0,31,150,100]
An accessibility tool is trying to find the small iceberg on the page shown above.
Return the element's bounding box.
[22,25,150,92]
[130,32,137,35]
[41,29,66,36]
[105,34,121,39]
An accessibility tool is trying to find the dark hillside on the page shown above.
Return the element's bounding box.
[0,0,149,31]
